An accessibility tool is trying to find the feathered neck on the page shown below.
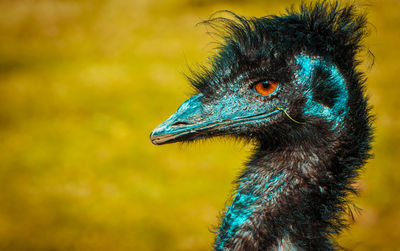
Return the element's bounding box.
[214,133,351,251]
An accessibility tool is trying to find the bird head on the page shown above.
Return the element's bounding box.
[150,4,369,148]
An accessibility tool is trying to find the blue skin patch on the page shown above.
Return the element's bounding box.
[295,55,349,131]
[216,173,284,250]
[216,190,260,250]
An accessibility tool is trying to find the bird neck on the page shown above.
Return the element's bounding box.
[215,141,342,250]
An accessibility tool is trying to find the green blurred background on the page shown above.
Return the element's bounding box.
[0,0,399,250]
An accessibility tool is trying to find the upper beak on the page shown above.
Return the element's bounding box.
[150,94,206,145]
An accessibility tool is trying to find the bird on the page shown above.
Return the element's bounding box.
[150,2,373,250]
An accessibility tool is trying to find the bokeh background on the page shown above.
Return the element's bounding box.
[0,0,399,250]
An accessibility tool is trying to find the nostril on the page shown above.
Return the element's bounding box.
[171,121,190,127]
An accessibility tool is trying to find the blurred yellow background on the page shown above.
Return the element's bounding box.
[0,0,399,250]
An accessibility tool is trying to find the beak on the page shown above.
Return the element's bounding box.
[150,94,208,145]
[150,94,280,145]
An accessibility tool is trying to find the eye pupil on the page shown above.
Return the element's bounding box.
[254,81,278,96]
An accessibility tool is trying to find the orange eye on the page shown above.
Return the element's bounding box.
[254,81,278,96]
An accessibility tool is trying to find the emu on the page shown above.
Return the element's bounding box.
[150,2,373,250]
